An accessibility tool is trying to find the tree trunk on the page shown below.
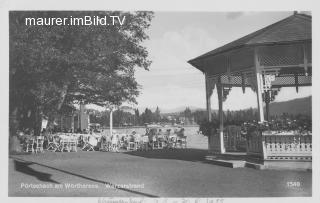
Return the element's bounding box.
[9,107,19,136]
[45,83,69,131]
[9,106,25,153]
[57,83,69,111]
[34,105,43,136]
[46,113,55,131]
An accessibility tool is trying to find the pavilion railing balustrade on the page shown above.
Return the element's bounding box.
[246,130,263,156]
[208,126,312,161]
[246,131,312,160]
[223,125,247,152]
[208,125,247,153]
[208,129,221,153]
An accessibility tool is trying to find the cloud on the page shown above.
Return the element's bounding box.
[135,24,261,110]
[137,84,206,110]
[137,26,218,81]
[135,26,220,109]
[225,12,258,20]
[155,26,219,60]
[135,18,311,111]
[226,12,244,19]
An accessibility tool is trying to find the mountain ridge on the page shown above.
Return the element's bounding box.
[155,96,312,115]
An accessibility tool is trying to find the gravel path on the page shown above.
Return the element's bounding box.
[9,149,311,197]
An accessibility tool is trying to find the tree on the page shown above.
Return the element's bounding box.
[134,108,140,126]
[10,11,153,135]
[192,110,207,124]
[184,107,192,118]
[141,108,153,124]
[154,106,161,123]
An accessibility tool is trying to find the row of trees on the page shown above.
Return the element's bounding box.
[89,107,263,127]
[10,11,154,136]
[90,107,162,127]
[90,105,312,128]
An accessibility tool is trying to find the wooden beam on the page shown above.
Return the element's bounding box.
[254,48,265,122]
[260,64,312,69]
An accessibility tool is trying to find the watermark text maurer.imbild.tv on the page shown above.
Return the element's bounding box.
[25,15,126,26]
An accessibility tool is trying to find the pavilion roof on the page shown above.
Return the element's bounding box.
[188,13,311,73]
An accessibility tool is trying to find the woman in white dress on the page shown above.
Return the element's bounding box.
[111,134,119,152]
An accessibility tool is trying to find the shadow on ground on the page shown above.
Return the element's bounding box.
[13,159,59,184]
[123,148,255,166]
[124,148,208,162]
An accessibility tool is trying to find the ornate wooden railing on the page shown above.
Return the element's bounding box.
[223,126,247,152]
[208,126,246,153]
[247,131,312,160]
[262,133,312,160]
[246,131,263,156]
[208,126,312,161]
[208,129,221,153]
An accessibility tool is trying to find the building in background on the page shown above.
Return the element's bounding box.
[54,104,90,132]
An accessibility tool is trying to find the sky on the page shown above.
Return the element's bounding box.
[88,11,312,112]
[131,11,311,112]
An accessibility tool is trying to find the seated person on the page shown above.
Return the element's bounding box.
[129,134,135,142]
[120,135,126,142]
[157,130,165,142]
[111,134,119,145]
[133,132,142,142]
[142,135,149,143]
[165,129,171,136]
[111,134,119,152]
[177,128,185,138]
[101,135,111,143]
[89,136,98,147]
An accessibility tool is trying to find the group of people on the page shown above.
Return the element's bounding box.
[99,131,143,152]
[99,127,187,152]
[14,126,187,153]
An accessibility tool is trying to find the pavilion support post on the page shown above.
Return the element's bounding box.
[265,95,270,121]
[254,48,265,122]
[205,74,212,122]
[303,43,309,76]
[71,114,74,132]
[217,77,225,154]
[205,74,213,152]
[60,115,63,131]
[78,114,80,131]
[294,73,299,93]
[110,110,113,137]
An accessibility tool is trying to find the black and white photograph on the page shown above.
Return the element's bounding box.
[2,0,319,202]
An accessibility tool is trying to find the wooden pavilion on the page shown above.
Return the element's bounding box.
[188,12,312,163]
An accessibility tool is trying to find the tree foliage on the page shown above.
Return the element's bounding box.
[10,11,153,134]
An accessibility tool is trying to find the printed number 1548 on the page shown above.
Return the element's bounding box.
[287,182,301,187]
